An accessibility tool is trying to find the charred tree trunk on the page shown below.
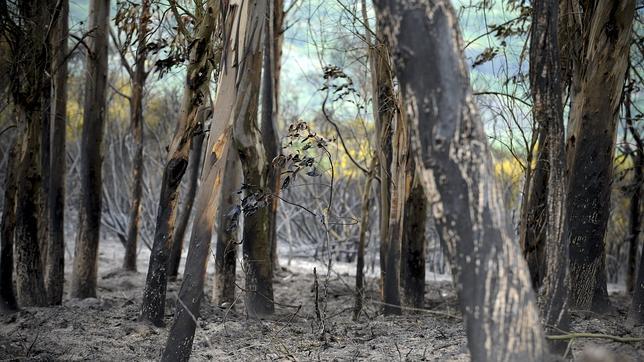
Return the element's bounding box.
[519,126,548,289]
[0,137,20,312]
[45,0,68,305]
[168,133,204,281]
[261,0,284,272]
[374,0,545,359]
[401,170,427,310]
[123,0,151,272]
[212,149,241,306]
[565,1,634,312]
[139,7,217,325]
[530,0,569,352]
[70,0,110,299]
[162,2,267,359]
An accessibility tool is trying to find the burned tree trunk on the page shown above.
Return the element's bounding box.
[212,149,241,306]
[139,5,217,325]
[565,1,634,312]
[162,1,267,359]
[529,0,569,352]
[45,0,69,305]
[519,127,548,289]
[353,159,375,320]
[401,170,427,310]
[168,133,204,281]
[123,0,151,272]
[261,0,284,272]
[373,0,545,359]
[70,0,110,299]
[0,137,20,312]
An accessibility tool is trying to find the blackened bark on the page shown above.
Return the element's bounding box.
[168,133,204,280]
[45,0,68,305]
[70,0,110,299]
[0,138,20,312]
[212,149,241,305]
[401,173,427,310]
[628,245,644,325]
[139,2,218,326]
[565,1,635,312]
[530,0,569,353]
[123,0,151,272]
[520,127,548,289]
[374,0,545,360]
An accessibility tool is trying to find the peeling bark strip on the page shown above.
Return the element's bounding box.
[123,0,152,272]
[212,149,241,305]
[162,1,267,359]
[139,0,219,327]
[70,0,110,299]
[45,0,69,305]
[0,138,20,311]
[373,0,545,360]
[529,0,569,352]
[168,133,204,280]
[565,0,635,312]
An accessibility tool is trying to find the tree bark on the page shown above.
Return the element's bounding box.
[565,0,635,312]
[373,0,546,360]
[401,169,427,310]
[529,0,570,353]
[0,137,20,312]
[162,1,267,359]
[123,0,151,272]
[70,0,110,299]
[139,6,217,325]
[168,133,204,281]
[212,149,241,306]
[45,0,69,305]
[353,159,375,320]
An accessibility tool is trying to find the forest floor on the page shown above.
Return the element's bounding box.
[1,237,643,361]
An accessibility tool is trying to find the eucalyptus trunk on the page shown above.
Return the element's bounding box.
[70,0,110,299]
[373,0,546,359]
[0,137,20,311]
[401,170,427,310]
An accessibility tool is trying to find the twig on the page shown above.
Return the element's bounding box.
[546,333,644,342]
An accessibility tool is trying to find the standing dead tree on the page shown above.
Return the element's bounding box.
[562,0,635,312]
[111,0,154,272]
[373,0,545,360]
[139,0,219,327]
[162,0,268,359]
[70,0,111,299]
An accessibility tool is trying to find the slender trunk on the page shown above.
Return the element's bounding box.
[0,137,20,312]
[374,1,546,359]
[212,149,241,305]
[45,0,69,305]
[401,170,427,310]
[530,0,569,353]
[565,1,634,312]
[70,0,110,299]
[39,70,51,272]
[123,0,151,272]
[353,159,375,320]
[261,0,284,272]
[628,241,644,325]
[519,127,548,289]
[162,2,267,358]
[168,133,204,281]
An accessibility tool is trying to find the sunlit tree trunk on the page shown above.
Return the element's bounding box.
[373,0,545,359]
[139,3,218,326]
[168,132,204,280]
[162,1,267,359]
[70,0,110,299]
[123,0,152,272]
[45,0,68,305]
[212,149,241,306]
[530,0,569,353]
[565,0,634,312]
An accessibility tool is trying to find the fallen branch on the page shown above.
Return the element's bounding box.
[546,333,644,343]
